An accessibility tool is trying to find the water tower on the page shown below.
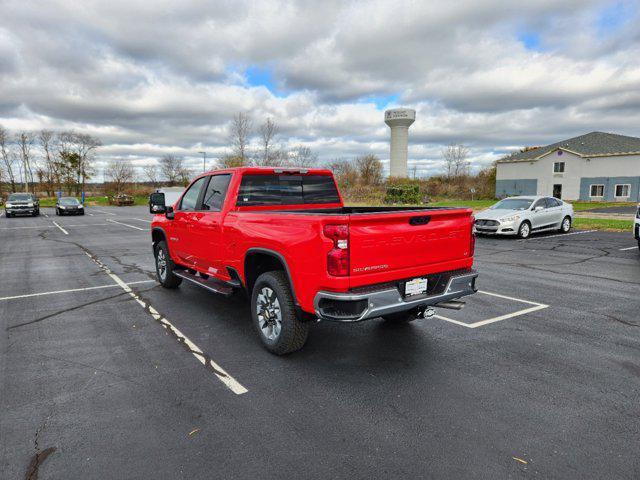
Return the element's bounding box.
[384,108,416,177]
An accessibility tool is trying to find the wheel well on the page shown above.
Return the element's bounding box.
[152,228,165,246]
[244,252,287,295]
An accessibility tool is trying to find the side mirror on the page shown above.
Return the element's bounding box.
[534,205,544,212]
[149,192,166,214]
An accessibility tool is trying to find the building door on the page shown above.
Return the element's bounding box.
[553,184,562,199]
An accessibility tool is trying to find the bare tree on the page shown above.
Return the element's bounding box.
[57,131,101,194]
[0,125,17,192]
[159,154,188,186]
[410,164,418,179]
[16,132,35,192]
[38,130,59,196]
[442,143,470,177]
[355,154,383,186]
[143,164,161,188]
[105,159,135,194]
[327,158,358,187]
[256,117,279,166]
[290,146,318,167]
[228,112,252,165]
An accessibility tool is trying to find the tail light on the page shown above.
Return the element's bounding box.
[324,224,349,276]
[469,216,476,257]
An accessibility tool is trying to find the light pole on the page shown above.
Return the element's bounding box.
[199,151,207,172]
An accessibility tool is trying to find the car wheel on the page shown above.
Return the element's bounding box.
[251,271,309,355]
[5,212,11,218]
[560,216,571,233]
[80,211,85,215]
[154,240,182,289]
[517,221,531,239]
[382,311,417,324]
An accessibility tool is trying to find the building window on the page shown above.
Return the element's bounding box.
[590,184,605,197]
[614,184,630,198]
[553,162,565,173]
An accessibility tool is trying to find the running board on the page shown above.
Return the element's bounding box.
[174,271,235,297]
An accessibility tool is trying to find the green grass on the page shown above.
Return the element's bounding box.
[573,217,634,232]
[39,195,149,207]
[569,201,636,211]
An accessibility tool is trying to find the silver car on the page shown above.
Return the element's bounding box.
[474,196,574,239]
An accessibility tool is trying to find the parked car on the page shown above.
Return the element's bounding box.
[56,197,85,216]
[474,196,573,239]
[634,204,640,249]
[4,193,40,217]
[149,167,478,355]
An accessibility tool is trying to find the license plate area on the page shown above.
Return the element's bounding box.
[403,277,428,297]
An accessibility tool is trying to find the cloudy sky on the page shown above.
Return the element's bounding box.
[1,0,639,177]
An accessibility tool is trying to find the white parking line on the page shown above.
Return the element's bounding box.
[620,245,638,251]
[525,230,597,241]
[107,218,145,230]
[82,251,248,395]
[0,280,155,301]
[44,213,49,218]
[129,218,152,224]
[0,223,111,230]
[92,209,116,216]
[434,290,548,329]
[52,221,69,235]
[88,213,94,216]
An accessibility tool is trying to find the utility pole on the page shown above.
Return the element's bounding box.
[199,151,207,172]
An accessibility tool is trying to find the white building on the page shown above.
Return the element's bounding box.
[496,132,640,201]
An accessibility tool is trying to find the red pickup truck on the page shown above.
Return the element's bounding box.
[149,167,477,354]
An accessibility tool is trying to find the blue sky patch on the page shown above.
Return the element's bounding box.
[518,31,542,51]
[359,93,401,110]
[596,1,635,36]
[244,65,288,97]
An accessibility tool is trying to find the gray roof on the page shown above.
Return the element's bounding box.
[499,131,640,162]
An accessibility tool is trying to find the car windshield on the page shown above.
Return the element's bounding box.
[60,198,79,205]
[490,198,533,211]
[8,193,31,201]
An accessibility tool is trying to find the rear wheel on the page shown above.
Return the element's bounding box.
[5,212,11,218]
[517,221,531,239]
[382,311,417,324]
[251,271,309,355]
[560,216,571,233]
[154,240,182,288]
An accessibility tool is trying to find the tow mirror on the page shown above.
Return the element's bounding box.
[149,192,166,214]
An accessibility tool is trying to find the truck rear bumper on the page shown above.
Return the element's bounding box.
[314,269,478,322]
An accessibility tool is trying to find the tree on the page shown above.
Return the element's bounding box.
[290,146,318,167]
[327,159,358,188]
[355,154,383,186]
[143,164,160,188]
[442,143,470,178]
[0,125,17,192]
[105,159,135,194]
[159,154,184,186]
[38,130,59,196]
[57,131,101,195]
[16,132,35,191]
[228,112,252,165]
[218,154,246,169]
[57,151,81,195]
[256,117,279,166]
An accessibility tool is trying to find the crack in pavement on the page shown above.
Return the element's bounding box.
[24,418,56,480]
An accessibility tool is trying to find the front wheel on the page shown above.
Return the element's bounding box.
[154,240,182,288]
[560,216,571,233]
[251,271,309,355]
[518,221,531,239]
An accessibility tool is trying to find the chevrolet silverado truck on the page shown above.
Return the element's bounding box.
[149,167,478,354]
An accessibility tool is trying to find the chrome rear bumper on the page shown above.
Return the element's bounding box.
[314,269,478,322]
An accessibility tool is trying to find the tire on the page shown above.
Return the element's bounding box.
[251,271,309,355]
[382,311,417,324]
[517,221,531,239]
[5,212,11,218]
[560,216,571,233]
[80,211,85,216]
[154,240,182,288]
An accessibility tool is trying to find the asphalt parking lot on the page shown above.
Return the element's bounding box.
[1,206,639,479]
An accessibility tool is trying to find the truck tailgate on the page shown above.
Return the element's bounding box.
[348,208,473,282]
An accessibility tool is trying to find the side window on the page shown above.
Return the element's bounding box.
[202,174,231,211]
[179,177,207,211]
[533,199,546,210]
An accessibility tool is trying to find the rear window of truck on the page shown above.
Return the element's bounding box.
[237,174,340,206]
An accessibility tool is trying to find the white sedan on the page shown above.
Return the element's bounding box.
[474,196,574,239]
